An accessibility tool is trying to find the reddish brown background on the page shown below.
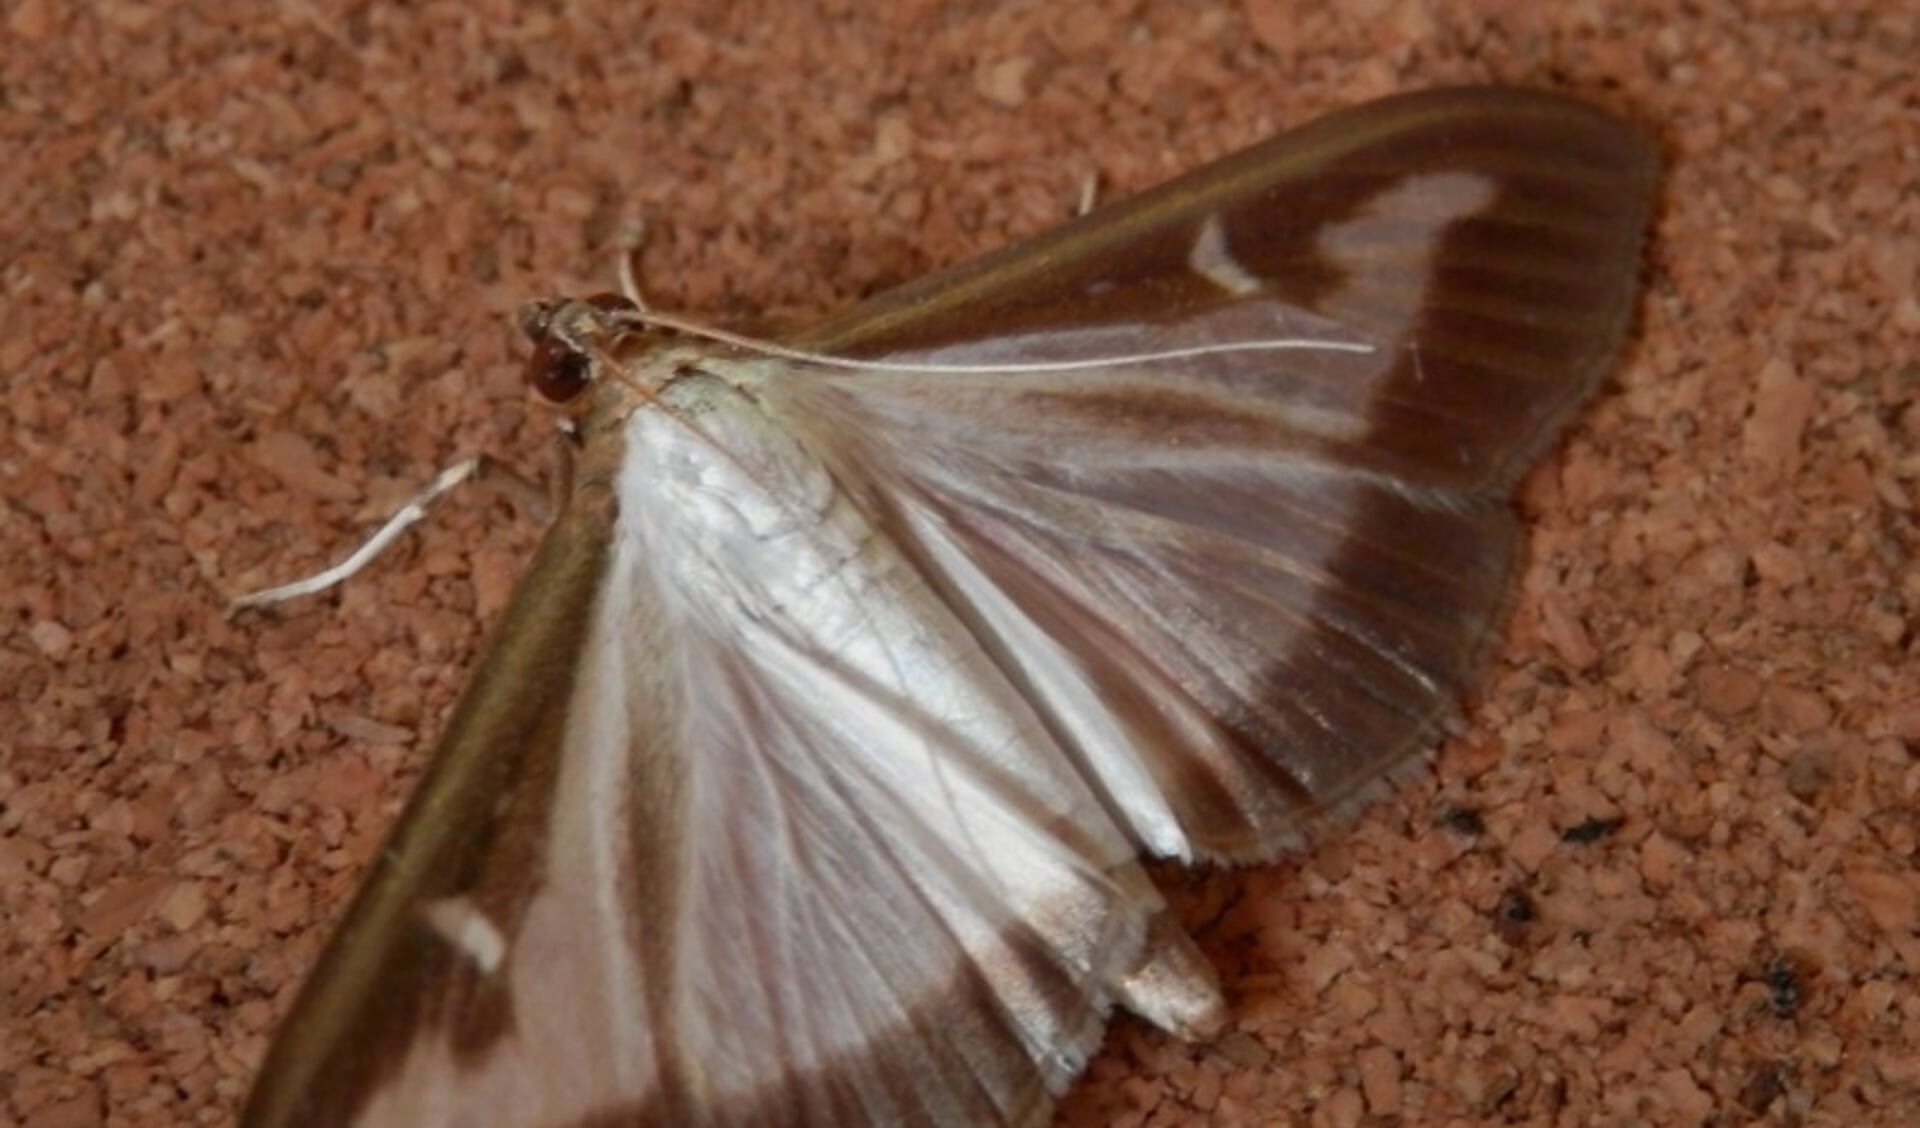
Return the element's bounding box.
[4,1,1916,1125]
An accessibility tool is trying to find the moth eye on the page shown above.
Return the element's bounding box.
[527,336,592,403]
[518,293,639,404]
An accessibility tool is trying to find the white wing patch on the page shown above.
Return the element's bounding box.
[1188,214,1264,296]
[420,898,506,975]
[1317,170,1497,263]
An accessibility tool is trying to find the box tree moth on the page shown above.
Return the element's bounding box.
[238,86,1659,1126]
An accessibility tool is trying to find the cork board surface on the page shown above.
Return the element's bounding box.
[5,1,1917,1125]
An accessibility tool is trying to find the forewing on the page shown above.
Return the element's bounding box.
[766,87,1659,861]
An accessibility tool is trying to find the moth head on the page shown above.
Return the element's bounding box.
[517,291,641,404]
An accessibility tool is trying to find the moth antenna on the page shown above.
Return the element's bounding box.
[616,218,652,312]
[610,307,1375,375]
[225,455,548,616]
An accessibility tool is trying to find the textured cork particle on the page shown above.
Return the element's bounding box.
[4,2,1916,1125]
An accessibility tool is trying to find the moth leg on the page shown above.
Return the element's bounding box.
[225,454,548,616]
[443,445,558,526]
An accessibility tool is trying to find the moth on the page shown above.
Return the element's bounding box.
[240,86,1658,1126]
